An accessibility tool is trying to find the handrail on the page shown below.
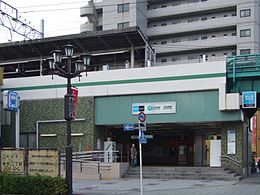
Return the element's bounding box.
[221,155,240,167]
[60,150,121,162]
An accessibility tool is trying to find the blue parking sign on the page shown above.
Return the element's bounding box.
[242,91,256,109]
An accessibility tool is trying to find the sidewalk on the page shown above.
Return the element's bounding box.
[72,173,260,195]
[240,172,260,184]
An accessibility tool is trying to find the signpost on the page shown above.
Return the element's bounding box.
[123,123,135,131]
[138,112,146,195]
[3,90,20,148]
[123,111,148,195]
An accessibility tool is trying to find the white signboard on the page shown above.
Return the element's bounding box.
[132,102,176,115]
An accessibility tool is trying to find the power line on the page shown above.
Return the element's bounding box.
[16,1,87,8]
[19,1,148,13]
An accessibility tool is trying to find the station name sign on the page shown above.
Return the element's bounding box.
[132,101,176,115]
[242,91,257,109]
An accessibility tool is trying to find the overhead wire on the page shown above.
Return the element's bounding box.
[1,0,259,47]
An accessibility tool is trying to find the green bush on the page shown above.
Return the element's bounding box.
[0,173,67,195]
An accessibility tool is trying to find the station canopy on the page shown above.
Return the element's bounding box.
[0,27,149,78]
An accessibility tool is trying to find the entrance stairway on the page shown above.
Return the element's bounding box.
[123,166,242,181]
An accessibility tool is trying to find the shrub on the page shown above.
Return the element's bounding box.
[0,173,67,195]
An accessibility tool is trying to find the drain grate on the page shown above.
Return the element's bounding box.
[130,188,140,191]
[81,187,98,190]
[146,183,159,186]
[103,182,117,185]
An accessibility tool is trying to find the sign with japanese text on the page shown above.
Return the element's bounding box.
[72,87,78,120]
[132,102,176,115]
[28,149,59,177]
[0,149,24,174]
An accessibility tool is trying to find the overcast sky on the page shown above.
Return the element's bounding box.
[0,0,88,43]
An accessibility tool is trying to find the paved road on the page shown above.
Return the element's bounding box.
[73,173,260,195]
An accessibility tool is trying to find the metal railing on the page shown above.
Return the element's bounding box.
[59,150,124,178]
[60,150,122,162]
[226,54,260,82]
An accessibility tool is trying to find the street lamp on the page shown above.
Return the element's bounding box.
[47,44,91,195]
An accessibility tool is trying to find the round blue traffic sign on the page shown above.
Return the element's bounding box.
[138,112,146,122]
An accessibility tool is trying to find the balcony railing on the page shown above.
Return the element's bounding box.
[153,36,236,54]
[148,0,237,19]
[147,16,236,37]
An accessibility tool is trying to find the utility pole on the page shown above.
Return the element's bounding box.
[0,1,43,41]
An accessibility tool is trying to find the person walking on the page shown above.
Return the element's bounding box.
[130,144,137,167]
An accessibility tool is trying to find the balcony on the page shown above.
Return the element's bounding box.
[147,17,236,37]
[154,36,237,54]
[80,23,95,33]
[80,6,94,17]
[148,0,237,20]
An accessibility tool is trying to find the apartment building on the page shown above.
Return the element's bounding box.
[80,0,260,65]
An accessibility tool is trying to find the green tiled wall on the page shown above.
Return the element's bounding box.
[1,97,95,152]
[221,122,244,174]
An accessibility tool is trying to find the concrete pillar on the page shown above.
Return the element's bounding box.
[131,46,134,69]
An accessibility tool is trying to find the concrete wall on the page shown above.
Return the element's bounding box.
[2,61,226,100]
[61,162,129,180]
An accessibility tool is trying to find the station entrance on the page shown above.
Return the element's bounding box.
[97,123,222,167]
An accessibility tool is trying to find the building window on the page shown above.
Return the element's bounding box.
[188,37,199,41]
[240,49,251,55]
[231,32,236,36]
[240,9,251,18]
[118,22,129,29]
[240,29,251,37]
[161,5,167,8]
[201,36,208,40]
[232,51,237,56]
[161,40,167,45]
[172,39,180,43]
[188,55,199,60]
[118,3,129,13]
[161,58,167,63]
[232,13,236,16]
[172,57,180,61]
[223,14,228,17]
[161,23,167,26]
[201,17,207,21]
[223,33,228,37]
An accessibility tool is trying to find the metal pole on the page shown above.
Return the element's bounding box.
[15,105,20,148]
[139,129,143,195]
[66,57,73,195]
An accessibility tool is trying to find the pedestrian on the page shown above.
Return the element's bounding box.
[168,146,176,165]
[130,144,137,167]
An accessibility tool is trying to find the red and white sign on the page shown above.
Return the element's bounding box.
[138,112,146,122]
[71,87,78,120]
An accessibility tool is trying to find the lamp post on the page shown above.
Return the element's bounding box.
[48,44,91,195]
